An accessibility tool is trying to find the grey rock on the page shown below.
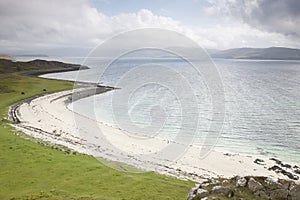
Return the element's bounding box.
[254,190,269,199]
[265,177,276,185]
[211,179,220,185]
[195,189,209,198]
[290,184,300,200]
[211,185,232,195]
[248,178,264,192]
[201,183,210,188]
[278,179,291,190]
[187,186,198,200]
[236,176,247,187]
[270,189,288,200]
[265,177,280,188]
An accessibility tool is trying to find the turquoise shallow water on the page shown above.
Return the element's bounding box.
[41,57,300,164]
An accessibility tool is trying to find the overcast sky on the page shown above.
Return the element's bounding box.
[0,0,299,56]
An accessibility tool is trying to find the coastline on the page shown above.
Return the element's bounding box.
[9,86,300,183]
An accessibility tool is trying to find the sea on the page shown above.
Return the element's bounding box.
[17,56,300,164]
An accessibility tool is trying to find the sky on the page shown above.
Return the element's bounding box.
[0,0,299,56]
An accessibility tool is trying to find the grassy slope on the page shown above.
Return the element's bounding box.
[0,74,193,199]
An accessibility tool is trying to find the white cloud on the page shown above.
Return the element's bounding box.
[0,0,299,55]
[0,1,185,54]
[206,0,300,40]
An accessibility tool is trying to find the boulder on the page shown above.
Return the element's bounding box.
[248,178,264,192]
[278,179,291,190]
[254,158,265,165]
[265,177,280,189]
[187,186,198,200]
[290,184,300,200]
[269,189,288,200]
[201,183,210,188]
[270,158,282,165]
[236,176,247,187]
[211,179,220,185]
[282,163,292,168]
[254,190,269,199]
[195,189,209,198]
[211,185,233,197]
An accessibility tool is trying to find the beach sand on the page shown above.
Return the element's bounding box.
[10,87,299,182]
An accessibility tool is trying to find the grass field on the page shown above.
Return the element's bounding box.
[0,74,193,199]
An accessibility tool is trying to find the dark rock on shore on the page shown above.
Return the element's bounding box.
[254,158,265,165]
[269,165,299,180]
[270,158,283,165]
[294,169,300,175]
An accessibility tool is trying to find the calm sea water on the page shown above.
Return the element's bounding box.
[40,57,300,164]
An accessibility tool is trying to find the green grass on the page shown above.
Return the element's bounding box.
[0,74,74,119]
[0,74,193,199]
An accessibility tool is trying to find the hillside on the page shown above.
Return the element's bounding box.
[0,59,88,75]
[212,47,300,60]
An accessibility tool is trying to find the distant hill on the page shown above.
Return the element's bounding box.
[116,46,300,60]
[0,54,12,60]
[0,59,88,75]
[211,47,300,60]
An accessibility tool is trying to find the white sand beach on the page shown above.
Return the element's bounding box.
[10,87,300,182]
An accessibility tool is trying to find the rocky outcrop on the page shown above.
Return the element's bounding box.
[248,177,264,192]
[290,184,300,200]
[253,158,299,181]
[267,158,299,181]
[187,176,300,200]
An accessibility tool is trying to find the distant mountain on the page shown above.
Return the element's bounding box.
[211,47,300,60]
[122,47,300,60]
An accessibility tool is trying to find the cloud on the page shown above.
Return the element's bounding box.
[207,0,300,38]
[193,23,297,49]
[0,0,183,54]
[0,0,299,55]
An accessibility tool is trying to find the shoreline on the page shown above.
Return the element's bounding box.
[9,86,300,183]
